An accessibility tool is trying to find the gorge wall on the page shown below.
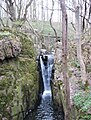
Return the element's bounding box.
[0,31,39,120]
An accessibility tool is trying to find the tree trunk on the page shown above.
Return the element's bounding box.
[46,0,49,21]
[89,0,91,35]
[75,6,87,84]
[5,0,16,21]
[37,2,39,20]
[0,0,2,18]
[0,0,2,26]
[60,0,71,120]
[41,0,45,31]
[41,0,45,21]
[33,0,36,21]
[30,5,32,20]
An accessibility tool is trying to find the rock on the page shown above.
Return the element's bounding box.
[0,34,39,120]
[87,73,91,86]
[55,42,62,64]
[12,39,22,57]
[0,37,22,60]
[82,40,91,65]
[0,41,5,60]
[0,76,4,81]
[2,117,8,120]
[3,39,13,58]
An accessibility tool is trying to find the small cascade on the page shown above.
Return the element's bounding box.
[40,54,53,98]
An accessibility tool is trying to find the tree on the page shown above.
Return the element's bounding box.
[60,0,71,120]
[0,0,2,26]
[41,0,44,21]
[0,0,34,26]
[33,0,36,21]
[89,0,91,34]
[72,0,87,84]
[5,0,16,21]
[46,0,49,21]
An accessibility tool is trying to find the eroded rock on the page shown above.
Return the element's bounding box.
[0,37,21,60]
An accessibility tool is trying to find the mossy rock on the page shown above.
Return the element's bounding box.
[0,30,39,120]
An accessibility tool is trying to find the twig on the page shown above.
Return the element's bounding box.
[71,22,76,31]
[0,18,5,27]
[0,4,11,15]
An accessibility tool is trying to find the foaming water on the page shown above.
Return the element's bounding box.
[24,54,64,120]
[42,90,51,99]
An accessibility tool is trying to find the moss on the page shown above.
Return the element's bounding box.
[86,64,91,73]
[0,32,39,119]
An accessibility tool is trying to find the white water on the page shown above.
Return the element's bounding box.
[40,54,53,99]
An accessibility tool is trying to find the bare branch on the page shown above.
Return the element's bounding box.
[0,18,5,27]
[49,0,58,41]
[71,22,76,31]
[5,0,16,21]
[14,0,23,19]
[66,4,91,25]
[23,0,34,20]
[83,0,91,6]
[26,19,41,38]
[0,4,11,15]
[80,14,91,24]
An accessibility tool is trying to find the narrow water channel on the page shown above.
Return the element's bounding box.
[24,54,64,120]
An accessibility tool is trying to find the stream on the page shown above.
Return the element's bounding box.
[24,54,64,120]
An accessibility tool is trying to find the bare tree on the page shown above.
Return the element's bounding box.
[5,0,16,21]
[0,0,34,24]
[73,0,87,84]
[60,0,71,120]
[23,0,34,21]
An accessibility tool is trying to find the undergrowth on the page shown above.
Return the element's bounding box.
[73,89,91,120]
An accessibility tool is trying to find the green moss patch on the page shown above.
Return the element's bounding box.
[0,30,39,120]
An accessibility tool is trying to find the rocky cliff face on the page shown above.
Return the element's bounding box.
[0,32,39,120]
[0,37,21,60]
[51,42,63,112]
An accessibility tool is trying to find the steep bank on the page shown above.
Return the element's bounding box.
[0,30,39,120]
[52,40,91,120]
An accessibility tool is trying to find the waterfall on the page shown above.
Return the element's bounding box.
[24,53,64,120]
[40,54,54,98]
